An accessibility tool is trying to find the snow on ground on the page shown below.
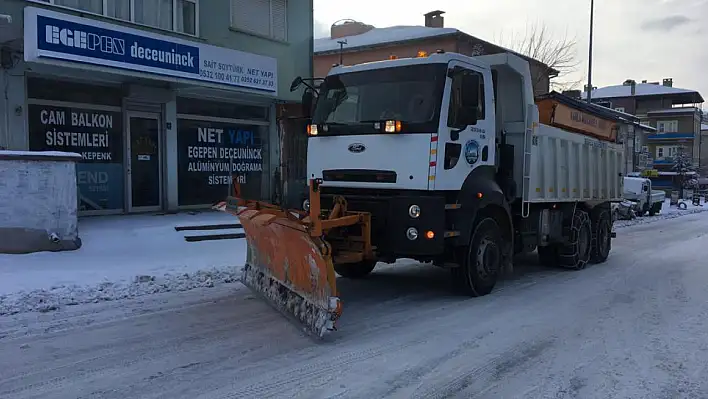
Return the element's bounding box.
[3,211,708,398]
[614,197,708,229]
[0,195,705,317]
[0,211,245,316]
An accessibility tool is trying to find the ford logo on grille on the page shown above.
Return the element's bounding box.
[348,143,366,153]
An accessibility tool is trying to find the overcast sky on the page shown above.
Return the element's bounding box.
[313,0,708,105]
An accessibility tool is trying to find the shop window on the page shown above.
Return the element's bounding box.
[176,98,268,121]
[27,77,123,107]
[176,118,270,205]
[31,0,199,36]
[230,0,287,41]
[27,104,125,212]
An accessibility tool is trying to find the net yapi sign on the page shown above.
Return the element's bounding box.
[24,7,278,94]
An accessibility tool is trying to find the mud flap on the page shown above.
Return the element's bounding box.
[236,208,341,338]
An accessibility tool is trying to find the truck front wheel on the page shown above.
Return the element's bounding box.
[334,260,377,279]
[452,218,502,297]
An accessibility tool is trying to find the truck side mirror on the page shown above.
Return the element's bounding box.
[290,76,304,92]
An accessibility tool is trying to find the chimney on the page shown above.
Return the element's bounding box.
[331,19,374,39]
[663,78,673,87]
[424,10,445,28]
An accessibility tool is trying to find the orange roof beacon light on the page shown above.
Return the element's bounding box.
[417,50,428,57]
[307,124,318,136]
[389,54,398,60]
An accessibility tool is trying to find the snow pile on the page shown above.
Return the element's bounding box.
[0,266,241,315]
[615,199,707,229]
[0,211,246,315]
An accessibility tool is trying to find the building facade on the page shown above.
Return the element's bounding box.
[313,11,558,97]
[0,0,313,215]
[582,79,704,175]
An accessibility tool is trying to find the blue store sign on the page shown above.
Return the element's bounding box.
[24,6,278,94]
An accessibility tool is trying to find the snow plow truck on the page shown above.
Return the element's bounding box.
[218,51,624,338]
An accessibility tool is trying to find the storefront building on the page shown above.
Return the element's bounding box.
[0,0,313,215]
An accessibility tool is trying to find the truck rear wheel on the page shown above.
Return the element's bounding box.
[452,218,502,297]
[334,260,377,279]
[558,209,592,270]
[590,210,612,264]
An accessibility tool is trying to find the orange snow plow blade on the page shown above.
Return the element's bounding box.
[214,178,373,338]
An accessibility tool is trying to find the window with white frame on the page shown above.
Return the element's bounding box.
[656,120,678,133]
[230,0,287,41]
[656,146,682,159]
[32,0,198,35]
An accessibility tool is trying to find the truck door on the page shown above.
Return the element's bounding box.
[434,61,496,191]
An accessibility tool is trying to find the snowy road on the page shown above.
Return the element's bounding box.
[2,213,708,398]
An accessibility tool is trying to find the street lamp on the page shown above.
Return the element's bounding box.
[586,0,595,103]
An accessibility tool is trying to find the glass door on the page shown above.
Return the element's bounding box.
[127,112,162,212]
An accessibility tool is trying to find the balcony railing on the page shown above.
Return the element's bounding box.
[652,157,676,165]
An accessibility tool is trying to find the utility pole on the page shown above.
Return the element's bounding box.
[337,39,347,65]
[586,0,595,103]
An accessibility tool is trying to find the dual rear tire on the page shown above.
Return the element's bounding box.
[538,207,612,270]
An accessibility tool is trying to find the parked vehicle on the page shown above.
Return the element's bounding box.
[623,177,665,216]
[218,51,623,337]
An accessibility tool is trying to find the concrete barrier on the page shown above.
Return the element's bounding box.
[0,150,83,254]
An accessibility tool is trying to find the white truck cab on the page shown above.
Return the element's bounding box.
[623,176,665,216]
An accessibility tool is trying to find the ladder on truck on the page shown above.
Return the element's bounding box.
[520,103,536,219]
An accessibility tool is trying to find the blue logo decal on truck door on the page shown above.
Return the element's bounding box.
[464,140,479,165]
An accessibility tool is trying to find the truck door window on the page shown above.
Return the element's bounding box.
[447,69,485,128]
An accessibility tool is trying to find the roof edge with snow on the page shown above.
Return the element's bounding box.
[314,26,560,76]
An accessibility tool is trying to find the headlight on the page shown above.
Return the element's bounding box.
[303,198,310,212]
[408,204,421,218]
[406,227,418,241]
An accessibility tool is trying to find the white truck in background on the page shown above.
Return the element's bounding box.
[623,176,665,216]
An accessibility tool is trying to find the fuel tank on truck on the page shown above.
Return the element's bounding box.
[307,133,435,191]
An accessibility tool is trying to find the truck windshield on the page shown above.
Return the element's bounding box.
[312,63,447,134]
